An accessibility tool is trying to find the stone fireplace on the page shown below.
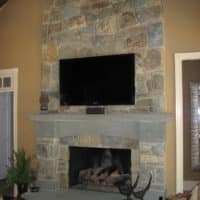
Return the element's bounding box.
[30,112,172,200]
[34,2,171,199]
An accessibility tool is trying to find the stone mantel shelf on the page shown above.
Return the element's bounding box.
[30,112,173,123]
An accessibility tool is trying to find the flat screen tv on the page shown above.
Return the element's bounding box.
[59,53,135,106]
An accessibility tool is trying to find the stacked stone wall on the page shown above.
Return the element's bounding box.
[42,0,164,112]
[36,135,165,198]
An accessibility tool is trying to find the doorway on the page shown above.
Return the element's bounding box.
[175,52,200,193]
[182,60,200,190]
[0,68,18,179]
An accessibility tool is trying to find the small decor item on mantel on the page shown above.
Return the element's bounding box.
[39,91,49,113]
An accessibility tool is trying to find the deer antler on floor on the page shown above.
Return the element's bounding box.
[114,172,152,200]
[113,174,133,200]
[113,173,140,200]
[132,172,152,200]
[132,173,139,190]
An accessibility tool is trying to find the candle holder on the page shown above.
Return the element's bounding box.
[39,91,49,113]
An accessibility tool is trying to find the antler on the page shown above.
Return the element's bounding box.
[113,174,133,200]
[132,172,152,200]
[132,173,139,189]
[114,172,152,200]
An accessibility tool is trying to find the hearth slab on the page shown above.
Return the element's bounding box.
[23,189,122,200]
[23,189,164,200]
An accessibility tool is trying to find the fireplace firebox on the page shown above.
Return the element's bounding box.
[69,146,131,192]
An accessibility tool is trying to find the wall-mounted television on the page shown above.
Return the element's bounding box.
[59,54,135,106]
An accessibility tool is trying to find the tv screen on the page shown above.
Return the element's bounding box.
[59,54,135,106]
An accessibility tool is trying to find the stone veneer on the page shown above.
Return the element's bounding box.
[37,1,169,199]
[30,112,172,200]
[41,0,164,112]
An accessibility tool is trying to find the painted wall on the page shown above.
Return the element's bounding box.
[0,0,42,156]
[0,0,200,196]
[163,0,200,195]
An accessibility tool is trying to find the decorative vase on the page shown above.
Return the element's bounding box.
[39,91,49,113]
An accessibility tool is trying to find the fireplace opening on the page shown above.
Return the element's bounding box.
[69,146,131,192]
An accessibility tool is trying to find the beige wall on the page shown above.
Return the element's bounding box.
[0,0,200,196]
[0,0,42,156]
[163,0,200,195]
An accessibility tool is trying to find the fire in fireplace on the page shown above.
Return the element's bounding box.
[69,146,131,192]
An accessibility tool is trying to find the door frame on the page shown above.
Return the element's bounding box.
[0,68,18,153]
[175,52,200,193]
